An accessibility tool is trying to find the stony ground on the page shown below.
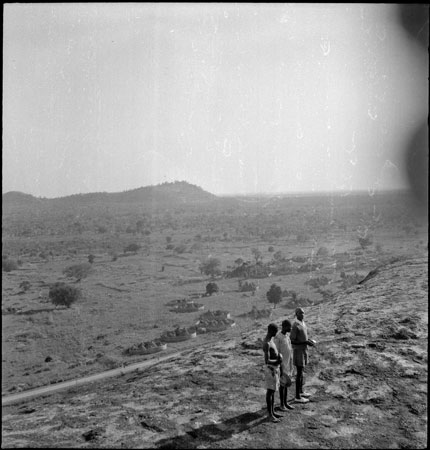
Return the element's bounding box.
[2,254,427,448]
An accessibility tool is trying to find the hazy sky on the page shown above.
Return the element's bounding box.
[3,3,428,197]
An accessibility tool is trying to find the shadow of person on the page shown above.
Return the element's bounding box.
[154,410,267,449]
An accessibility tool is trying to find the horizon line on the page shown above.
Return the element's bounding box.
[3,183,411,201]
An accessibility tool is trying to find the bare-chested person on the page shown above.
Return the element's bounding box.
[262,323,283,422]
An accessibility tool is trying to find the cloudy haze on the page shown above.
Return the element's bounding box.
[3,3,428,197]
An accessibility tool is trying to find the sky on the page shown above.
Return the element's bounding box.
[3,3,428,198]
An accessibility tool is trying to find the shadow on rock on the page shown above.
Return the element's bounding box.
[154,410,266,449]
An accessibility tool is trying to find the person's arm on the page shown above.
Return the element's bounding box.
[290,323,311,346]
[263,341,281,366]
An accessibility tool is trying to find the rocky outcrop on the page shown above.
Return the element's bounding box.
[2,256,427,448]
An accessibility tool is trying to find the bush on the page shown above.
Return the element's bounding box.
[205,282,219,296]
[316,246,329,257]
[340,272,362,289]
[2,259,18,272]
[49,282,81,308]
[63,263,93,281]
[19,280,31,291]
[238,280,258,295]
[266,283,282,308]
[124,243,140,254]
[358,235,373,249]
[268,246,275,252]
[88,254,95,264]
[297,232,309,243]
[174,243,187,254]
[304,276,330,289]
[166,244,175,250]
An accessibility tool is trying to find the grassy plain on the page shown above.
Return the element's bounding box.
[2,188,427,396]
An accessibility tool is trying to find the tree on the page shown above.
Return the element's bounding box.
[49,282,81,308]
[266,283,282,308]
[205,282,219,296]
[251,248,263,264]
[273,250,284,262]
[199,257,222,278]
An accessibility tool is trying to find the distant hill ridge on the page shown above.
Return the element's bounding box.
[2,181,217,206]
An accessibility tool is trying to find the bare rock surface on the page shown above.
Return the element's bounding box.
[2,255,427,448]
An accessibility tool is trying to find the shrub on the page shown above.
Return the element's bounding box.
[19,280,31,291]
[316,246,329,257]
[266,283,282,308]
[124,243,140,253]
[3,259,18,272]
[238,280,258,295]
[88,254,95,264]
[305,276,330,289]
[63,262,93,281]
[49,282,81,308]
[297,232,309,243]
[166,244,175,250]
[273,251,284,262]
[205,282,219,296]
[174,243,187,254]
[340,272,362,289]
[268,246,275,252]
[358,235,373,249]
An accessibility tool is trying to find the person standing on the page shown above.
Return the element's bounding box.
[262,323,283,422]
[290,307,315,403]
[274,319,295,411]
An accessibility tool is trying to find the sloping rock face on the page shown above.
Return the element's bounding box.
[2,256,427,448]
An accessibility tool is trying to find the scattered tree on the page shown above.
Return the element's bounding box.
[49,282,81,308]
[205,282,219,296]
[273,250,284,262]
[266,283,282,308]
[251,248,263,264]
[200,257,222,278]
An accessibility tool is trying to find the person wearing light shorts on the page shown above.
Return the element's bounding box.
[262,323,283,422]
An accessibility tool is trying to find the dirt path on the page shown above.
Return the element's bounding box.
[1,350,185,407]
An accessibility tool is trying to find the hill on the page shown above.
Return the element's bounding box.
[3,182,217,208]
[2,191,41,206]
[1,255,427,448]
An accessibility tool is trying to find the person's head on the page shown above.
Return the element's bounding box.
[267,323,278,337]
[295,307,304,321]
[281,319,292,333]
